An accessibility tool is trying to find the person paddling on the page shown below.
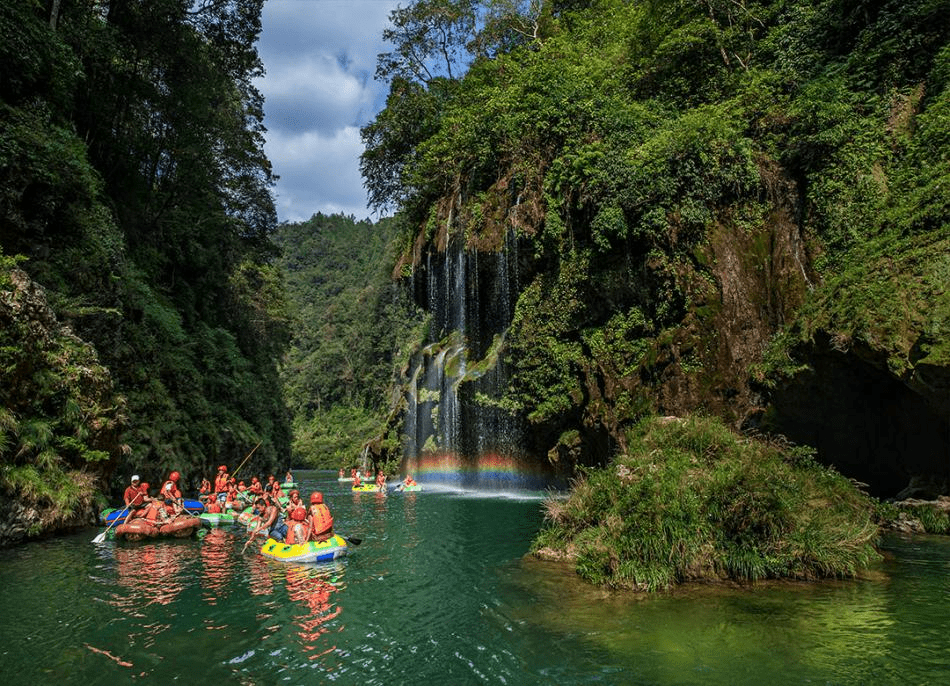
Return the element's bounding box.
[248,496,287,543]
[124,475,146,512]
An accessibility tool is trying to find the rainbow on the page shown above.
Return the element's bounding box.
[406,452,552,490]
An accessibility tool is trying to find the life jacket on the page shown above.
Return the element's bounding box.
[207,500,222,514]
[309,504,333,540]
[214,474,229,492]
[144,501,166,522]
[286,521,308,545]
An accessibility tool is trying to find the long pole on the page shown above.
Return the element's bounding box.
[231,441,262,480]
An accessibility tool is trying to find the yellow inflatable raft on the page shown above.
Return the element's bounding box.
[260,535,348,563]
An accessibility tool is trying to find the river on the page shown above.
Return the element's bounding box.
[2,470,949,684]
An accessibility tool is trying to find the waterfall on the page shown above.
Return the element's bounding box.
[403,227,543,488]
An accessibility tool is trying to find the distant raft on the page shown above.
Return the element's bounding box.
[259,535,348,563]
[351,483,382,493]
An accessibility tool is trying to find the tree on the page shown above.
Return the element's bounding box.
[376,0,479,84]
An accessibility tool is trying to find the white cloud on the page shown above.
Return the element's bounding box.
[256,0,401,222]
[265,126,374,223]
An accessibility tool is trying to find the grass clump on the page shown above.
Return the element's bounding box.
[533,415,880,591]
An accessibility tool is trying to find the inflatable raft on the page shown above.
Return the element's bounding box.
[236,509,258,527]
[199,512,237,527]
[351,483,383,493]
[114,515,202,541]
[260,535,348,563]
[101,499,204,524]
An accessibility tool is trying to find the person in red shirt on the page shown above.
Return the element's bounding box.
[123,475,145,511]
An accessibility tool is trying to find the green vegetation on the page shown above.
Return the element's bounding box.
[363,0,950,446]
[275,214,424,468]
[533,415,879,590]
[0,256,124,531]
[1,0,290,532]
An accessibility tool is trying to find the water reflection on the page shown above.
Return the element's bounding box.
[200,528,233,605]
[112,541,189,608]
[284,563,345,661]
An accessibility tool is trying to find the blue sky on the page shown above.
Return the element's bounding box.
[255,0,402,223]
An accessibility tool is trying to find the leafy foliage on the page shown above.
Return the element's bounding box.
[0,256,124,516]
[0,0,290,525]
[274,213,425,468]
[534,416,879,589]
[364,0,950,458]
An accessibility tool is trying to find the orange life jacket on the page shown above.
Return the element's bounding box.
[309,504,333,539]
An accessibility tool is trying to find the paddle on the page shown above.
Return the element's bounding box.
[92,507,131,543]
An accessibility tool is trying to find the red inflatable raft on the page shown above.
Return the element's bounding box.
[114,515,202,541]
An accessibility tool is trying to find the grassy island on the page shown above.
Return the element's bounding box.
[533,416,879,591]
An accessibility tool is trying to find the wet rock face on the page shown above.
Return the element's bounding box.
[767,342,949,499]
[0,498,97,547]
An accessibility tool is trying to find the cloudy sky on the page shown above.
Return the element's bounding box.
[255,0,402,223]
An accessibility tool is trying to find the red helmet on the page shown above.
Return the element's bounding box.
[310,492,323,504]
[289,489,299,498]
[169,471,180,482]
[218,465,227,471]
[291,506,307,522]
[140,482,149,490]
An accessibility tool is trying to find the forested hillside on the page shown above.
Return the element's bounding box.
[0,0,290,542]
[362,0,950,498]
[275,213,423,468]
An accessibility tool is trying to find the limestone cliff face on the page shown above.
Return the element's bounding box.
[0,266,124,546]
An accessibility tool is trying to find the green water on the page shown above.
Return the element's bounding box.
[2,471,949,684]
